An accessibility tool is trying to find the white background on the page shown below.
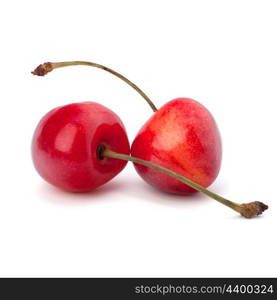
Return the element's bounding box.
[0,0,276,277]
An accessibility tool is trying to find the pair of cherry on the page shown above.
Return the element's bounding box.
[31,61,268,218]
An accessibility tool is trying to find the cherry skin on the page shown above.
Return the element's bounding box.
[32,102,130,192]
[131,98,222,195]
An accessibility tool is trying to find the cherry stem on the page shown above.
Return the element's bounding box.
[32,61,158,112]
[103,148,268,218]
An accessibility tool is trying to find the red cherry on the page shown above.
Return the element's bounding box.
[32,61,268,218]
[32,62,221,194]
[32,102,130,192]
[131,98,222,194]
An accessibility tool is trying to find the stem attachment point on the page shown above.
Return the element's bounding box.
[96,144,106,160]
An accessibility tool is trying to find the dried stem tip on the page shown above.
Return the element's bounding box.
[240,201,268,218]
[32,62,53,76]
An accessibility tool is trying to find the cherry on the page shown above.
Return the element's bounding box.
[32,61,268,218]
[32,102,130,192]
[32,61,221,194]
[131,97,221,194]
